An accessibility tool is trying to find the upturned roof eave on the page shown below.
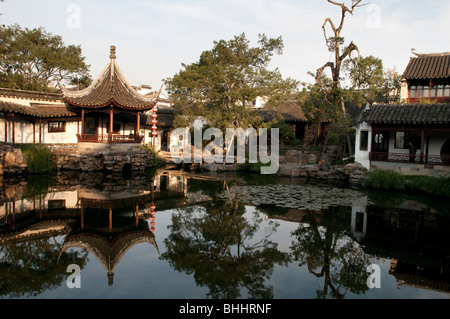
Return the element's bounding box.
[61,46,161,111]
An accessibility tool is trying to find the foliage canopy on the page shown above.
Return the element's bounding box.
[0,24,92,92]
[164,33,298,131]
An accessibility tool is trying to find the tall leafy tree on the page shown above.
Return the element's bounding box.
[164,33,298,131]
[342,55,401,106]
[0,24,92,92]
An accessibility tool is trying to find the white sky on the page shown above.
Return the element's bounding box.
[2,0,449,95]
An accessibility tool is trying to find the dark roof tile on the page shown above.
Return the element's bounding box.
[403,53,450,80]
[360,104,450,125]
[62,46,160,111]
[0,101,77,118]
[258,95,308,123]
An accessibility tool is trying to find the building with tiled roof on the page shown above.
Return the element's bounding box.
[354,102,450,174]
[354,52,450,175]
[257,94,311,141]
[0,46,174,150]
[401,51,450,104]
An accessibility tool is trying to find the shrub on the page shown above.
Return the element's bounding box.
[23,144,55,174]
[364,169,405,190]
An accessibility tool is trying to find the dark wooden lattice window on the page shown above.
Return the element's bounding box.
[48,121,66,133]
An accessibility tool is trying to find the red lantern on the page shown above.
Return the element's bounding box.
[151,106,158,145]
[150,202,156,233]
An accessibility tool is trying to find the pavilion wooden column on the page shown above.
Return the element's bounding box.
[4,112,8,143]
[81,206,85,230]
[136,112,140,142]
[420,129,426,163]
[109,107,114,143]
[108,206,113,232]
[135,204,139,227]
[81,109,86,136]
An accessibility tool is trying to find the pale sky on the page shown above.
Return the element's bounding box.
[2,0,449,95]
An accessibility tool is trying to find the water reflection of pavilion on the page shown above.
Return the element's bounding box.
[0,170,191,285]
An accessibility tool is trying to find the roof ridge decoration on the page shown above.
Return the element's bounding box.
[403,50,450,80]
[0,87,63,102]
[411,49,450,57]
[61,45,161,110]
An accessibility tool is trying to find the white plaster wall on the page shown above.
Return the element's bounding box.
[142,127,166,151]
[400,80,409,103]
[389,133,409,155]
[1,118,79,144]
[389,132,449,156]
[45,191,79,208]
[428,133,449,155]
[354,122,372,170]
[15,119,34,144]
[350,196,368,242]
[40,120,79,144]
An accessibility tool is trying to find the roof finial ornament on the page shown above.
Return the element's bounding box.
[110,45,116,59]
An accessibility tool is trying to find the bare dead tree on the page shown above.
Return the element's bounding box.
[316,0,365,105]
[315,0,366,155]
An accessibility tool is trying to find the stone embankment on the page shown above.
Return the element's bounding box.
[200,148,368,185]
[52,147,154,173]
[277,149,367,184]
[0,143,27,176]
[0,142,155,175]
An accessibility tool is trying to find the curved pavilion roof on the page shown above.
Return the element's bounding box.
[60,230,159,286]
[61,46,161,111]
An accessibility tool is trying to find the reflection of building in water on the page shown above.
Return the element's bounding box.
[0,171,193,285]
[265,195,450,295]
[348,196,450,294]
[350,196,368,242]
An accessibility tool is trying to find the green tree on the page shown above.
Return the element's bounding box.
[342,55,401,106]
[164,33,298,131]
[0,24,92,92]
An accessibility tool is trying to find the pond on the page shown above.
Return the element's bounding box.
[1,169,450,300]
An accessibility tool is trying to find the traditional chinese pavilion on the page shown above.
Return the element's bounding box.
[61,45,161,144]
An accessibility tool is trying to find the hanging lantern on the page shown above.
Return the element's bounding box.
[151,106,158,145]
[150,203,156,233]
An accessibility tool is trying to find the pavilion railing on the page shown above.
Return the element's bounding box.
[77,134,144,144]
[370,152,450,166]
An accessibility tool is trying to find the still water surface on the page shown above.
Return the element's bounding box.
[1,169,449,299]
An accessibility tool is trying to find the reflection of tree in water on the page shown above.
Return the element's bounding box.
[290,207,370,299]
[160,200,290,299]
[0,238,88,298]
